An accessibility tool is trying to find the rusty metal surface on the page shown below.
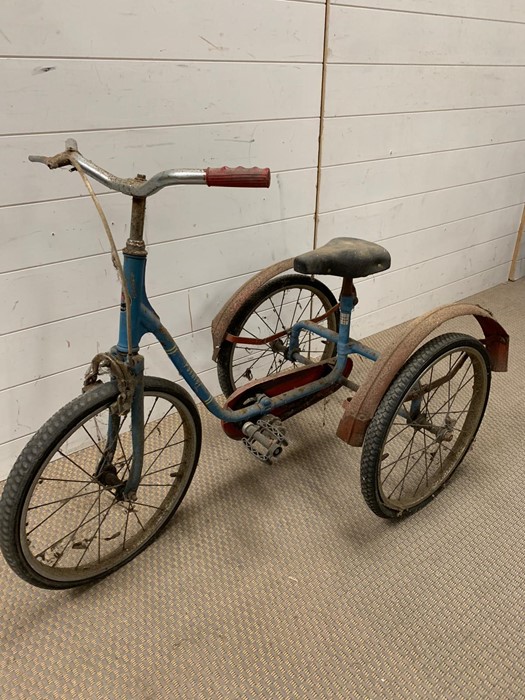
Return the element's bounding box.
[123,195,148,255]
[211,258,295,360]
[224,303,339,347]
[336,303,509,447]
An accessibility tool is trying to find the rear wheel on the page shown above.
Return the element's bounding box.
[360,333,491,518]
[0,377,201,589]
[217,274,339,397]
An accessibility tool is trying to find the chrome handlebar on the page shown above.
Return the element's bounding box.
[28,138,271,196]
[29,138,207,197]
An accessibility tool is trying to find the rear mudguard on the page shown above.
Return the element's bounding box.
[336,303,509,447]
[211,258,295,361]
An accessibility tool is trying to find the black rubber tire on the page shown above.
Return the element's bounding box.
[360,333,491,519]
[217,273,339,397]
[0,377,201,589]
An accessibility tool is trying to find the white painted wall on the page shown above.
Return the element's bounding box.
[1,0,524,478]
[319,1,525,338]
[0,0,325,476]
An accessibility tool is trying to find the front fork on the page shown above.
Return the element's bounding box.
[124,355,145,498]
[94,352,145,500]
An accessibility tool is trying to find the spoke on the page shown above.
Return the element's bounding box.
[381,435,443,488]
[268,296,288,334]
[289,289,305,332]
[233,349,276,382]
[98,484,101,563]
[56,450,94,480]
[422,426,429,489]
[295,296,317,324]
[39,476,92,484]
[265,353,280,377]
[232,348,274,366]
[125,404,178,472]
[429,370,474,419]
[235,326,260,341]
[275,290,288,332]
[51,486,102,568]
[387,443,429,500]
[75,499,119,568]
[447,353,452,407]
[421,363,441,413]
[275,355,288,373]
[81,424,105,456]
[27,481,93,536]
[397,425,418,500]
[141,439,186,460]
[132,500,165,511]
[421,352,465,412]
[122,504,131,552]
[385,420,415,445]
[116,432,131,477]
[144,461,182,479]
[412,444,440,497]
[144,397,159,431]
[142,423,184,478]
[132,508,146,532]
[27,489,100,511]
[446,371,475,415]
[438,443,445,476]
[233,348,275,372]
[34,500,113,560]
[254,310,280,337]
[430,408,472,416]
[144,405,176,444]
[381,430,420,477]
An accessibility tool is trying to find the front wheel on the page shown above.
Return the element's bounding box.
[360,333,491,519]
[0,377,201,589]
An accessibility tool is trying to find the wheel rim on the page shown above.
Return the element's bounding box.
[378,345,489,512]
[20,389,197,583]
[228,282,338,391]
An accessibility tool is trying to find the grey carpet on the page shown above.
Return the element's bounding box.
[1,279,524,699]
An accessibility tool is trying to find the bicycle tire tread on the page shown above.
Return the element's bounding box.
[0,377,201,589]
[360,333,491,519]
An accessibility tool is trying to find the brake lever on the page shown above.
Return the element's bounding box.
[29,138,80,169]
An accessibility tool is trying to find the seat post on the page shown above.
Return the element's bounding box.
[340,277,358,306]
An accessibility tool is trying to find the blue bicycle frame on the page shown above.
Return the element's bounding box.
[114,253,380,494]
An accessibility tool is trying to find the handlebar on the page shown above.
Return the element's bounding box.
[28,139,271,197]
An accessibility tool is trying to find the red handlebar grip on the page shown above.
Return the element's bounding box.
[205,166,271,188]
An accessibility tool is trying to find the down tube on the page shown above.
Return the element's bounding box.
[142,307,233,418]
[142,306,351,425]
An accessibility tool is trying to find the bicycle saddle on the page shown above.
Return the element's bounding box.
[293,237,391,279]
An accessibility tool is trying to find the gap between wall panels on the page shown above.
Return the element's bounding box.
[313,0,331,250]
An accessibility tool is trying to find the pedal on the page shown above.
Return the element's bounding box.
[241,416,288,464]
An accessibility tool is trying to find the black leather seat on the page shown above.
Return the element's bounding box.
[294,237,391,279]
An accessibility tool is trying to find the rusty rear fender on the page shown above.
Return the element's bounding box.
[336,303,509,447]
